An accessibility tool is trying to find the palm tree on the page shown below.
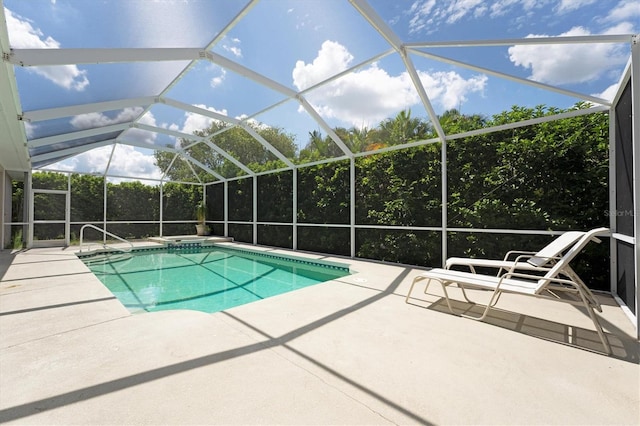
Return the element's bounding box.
[379,110,429,145]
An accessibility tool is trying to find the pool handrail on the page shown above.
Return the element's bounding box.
[79,224,134,253]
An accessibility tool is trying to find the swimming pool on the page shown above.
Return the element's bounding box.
[80,245,350,314]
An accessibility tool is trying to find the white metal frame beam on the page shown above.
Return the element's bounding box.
[241,124,295,168]
[349,0,403,50]
[22,96,157,122]
[138,0,259,122]
[114,137,177,153]
[9,48,205,66]
[27,122,129,148]
[405,34,634,48]
[298,97,352,157]
[348,0,446,139]
[201,140,255,177]
[162,97,240,125]
[30,139,116,163]
[133,122,255,176]
[182,154,225,182]
[205,51,297,98]
[409,48,612,106]
[0,7,30,171]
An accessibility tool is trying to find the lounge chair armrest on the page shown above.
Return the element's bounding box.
[501,271,581,287]
[507,254,562,273]
[503,250,536,261]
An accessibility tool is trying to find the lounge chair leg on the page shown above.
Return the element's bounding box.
[458,285,475,304]
[458,284,501,307]
[405,277,420,303]
[460,290,500,321]
[406,276,458,315]
[438,281,456,314]
[406,275,435,303]
[577,291,612,355]
[591,310,611,355]
[567,267,602,312]
[423,278,432,295]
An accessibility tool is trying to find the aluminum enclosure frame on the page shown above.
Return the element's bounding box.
[0,2,637,336]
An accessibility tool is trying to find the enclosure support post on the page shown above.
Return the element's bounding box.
[202,183,207,236]
[441,139,448,267]
[224,180,229,238]
[350,158,356,258]
[103,177,107,244]
[159,182,163,237]
[253,176,258,245]
[0,168,4,251]
[65,174,70,246]
[293,168,298,251]
[631,34,640,338]
[26,172,32,249]
[609,98,617,297]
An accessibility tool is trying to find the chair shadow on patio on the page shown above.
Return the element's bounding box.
[407,292,639,363]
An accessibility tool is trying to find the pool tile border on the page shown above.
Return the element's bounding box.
[76,243,351,273]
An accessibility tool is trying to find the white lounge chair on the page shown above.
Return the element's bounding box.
[445,228,607,309]
[446,230,587,274]
[405,227,612,354]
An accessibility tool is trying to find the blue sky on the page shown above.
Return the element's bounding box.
[3,0,638,181]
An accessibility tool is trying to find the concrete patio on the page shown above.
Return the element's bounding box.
[1,245,638,425]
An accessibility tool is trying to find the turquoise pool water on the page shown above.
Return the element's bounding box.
[82,246,350,313]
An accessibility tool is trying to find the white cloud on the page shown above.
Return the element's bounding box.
[44,144,163,181]
[70,107,157,146]
[409,0,532,33]
[293,41,487,128]
[106,145,163,180]
[222,37,242,58]
[489,0,522,18]
[180,104,228,135]
[24,121,35,139]
[603,21,637,35]
[408,0,436,33]
[239,116,271,131]
[162,104,229,148]
[292,40,353,91]
[508,26,630,85]
[604,0,640,25]
[44,145,113,173]
[556,0,597,13]
[419,71,488,110]
[4,8,58,49]
[444,0,486,24]
[4,8,89,91]
[408,0,621,32]
[70,107,145,129]
[210,68,226,88]
[407,0,635,34]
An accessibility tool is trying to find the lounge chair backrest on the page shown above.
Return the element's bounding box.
[527,231,585,267]
[535,227,610,292]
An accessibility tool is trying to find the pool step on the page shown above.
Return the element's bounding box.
[83,252,133,265]
[148,236,234,247]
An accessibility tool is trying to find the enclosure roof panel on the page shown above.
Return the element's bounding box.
[0,0,637,181]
